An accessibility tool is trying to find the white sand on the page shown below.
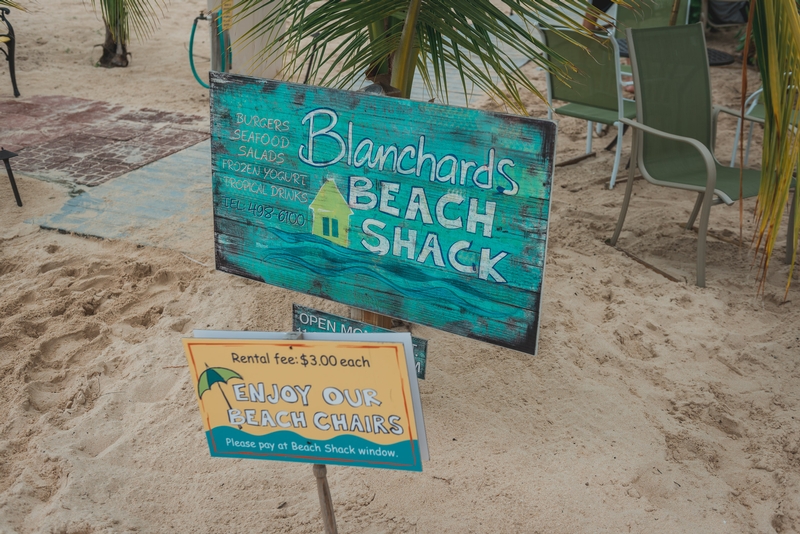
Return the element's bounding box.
[1,1,799,533]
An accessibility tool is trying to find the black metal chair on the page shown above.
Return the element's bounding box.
[0,7,20,97]
[1,148,22,206]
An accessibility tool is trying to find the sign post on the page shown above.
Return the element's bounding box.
[183,331,427,530]
[313,463,337,534]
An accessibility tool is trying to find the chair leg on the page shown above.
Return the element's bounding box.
[3,156,22,207]
[686,193,703,229]
[610,129,639,246]
[787,187,797,265]
[695,188,715,288]
[7,35,19,98]
[730,117,742,167]
[605,123,629,152]
[697,184,714,287]
[586,121,593,154]
[608,123,624,190]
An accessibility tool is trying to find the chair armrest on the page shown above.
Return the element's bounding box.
[619,118,716,162]
[619,118,717,192]
[712,105,764,154]
[713,104,764,124]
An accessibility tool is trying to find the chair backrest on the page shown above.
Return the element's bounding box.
[541,28,622,112]
[628,23,712,172]
[745,87,765,119]
[615,0,690,39]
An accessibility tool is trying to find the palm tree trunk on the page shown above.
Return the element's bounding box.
[98,19,128,67]
[390,0,423,98]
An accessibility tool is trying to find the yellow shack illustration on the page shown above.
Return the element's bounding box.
[310,179,352,247]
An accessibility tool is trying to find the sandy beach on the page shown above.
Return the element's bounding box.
[1,1,799,532]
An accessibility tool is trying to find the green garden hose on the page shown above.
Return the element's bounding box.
[190,11,230,89]
[189,13,210,88]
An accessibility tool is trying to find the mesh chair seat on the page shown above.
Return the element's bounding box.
[645,160,762,202]
[746,103,800,125]
[748,103,764,120]
[555,100,637,125]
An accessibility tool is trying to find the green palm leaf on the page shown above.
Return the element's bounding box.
[228,0,617,114]
[745,0,800,294]
[89,0,165,44]
[0,1,25,10]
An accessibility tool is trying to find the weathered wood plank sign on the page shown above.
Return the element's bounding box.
[292,304,428,379]
[210,73,556,355]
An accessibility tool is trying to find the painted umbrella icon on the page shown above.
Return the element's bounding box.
[197,366,243,429]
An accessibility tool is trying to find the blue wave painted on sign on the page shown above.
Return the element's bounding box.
[265,227,496,314]
[206,427,422,471]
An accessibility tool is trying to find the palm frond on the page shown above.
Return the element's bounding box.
[228,0,612,114]
[747,0,800,295]
[0,1,25,10]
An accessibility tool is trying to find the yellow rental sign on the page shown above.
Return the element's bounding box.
[183,332,427,471]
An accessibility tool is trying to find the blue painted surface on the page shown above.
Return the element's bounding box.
[211,74,555,355]
[206,428,422,471]
[32,141,211,254]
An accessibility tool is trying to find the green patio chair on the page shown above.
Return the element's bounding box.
[730,88,800,167]
[614,0,690,40]
[540,27,636,189]
[609,23,762,287]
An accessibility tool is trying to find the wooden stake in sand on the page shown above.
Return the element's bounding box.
[555,151,597,168]
[313,464,338,534]
[183,334,428,531]
[351,309,394,329]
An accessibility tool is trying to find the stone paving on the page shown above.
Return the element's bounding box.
[1,95,208,186]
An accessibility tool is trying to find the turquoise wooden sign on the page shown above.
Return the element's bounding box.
[210,73,555,355]
[292,304,428,379]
